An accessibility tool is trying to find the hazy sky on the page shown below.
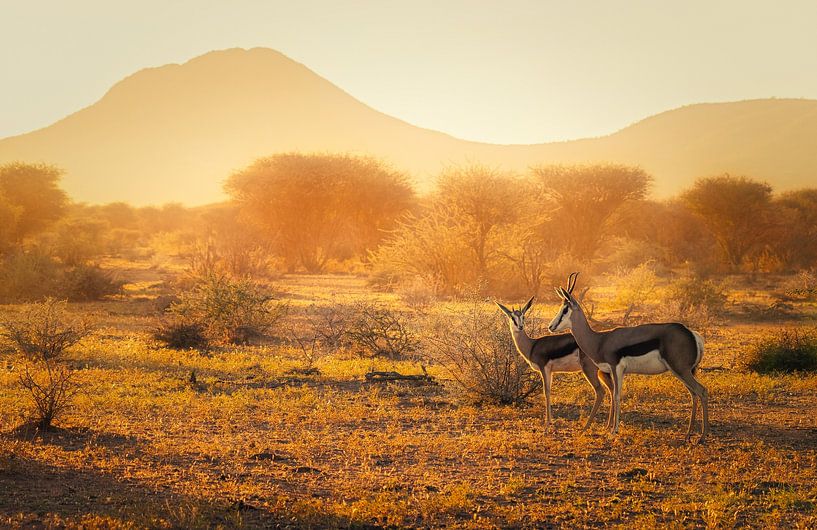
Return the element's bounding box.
[2,1,817,144]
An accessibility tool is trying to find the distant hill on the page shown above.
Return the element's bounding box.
[1,47,816,205]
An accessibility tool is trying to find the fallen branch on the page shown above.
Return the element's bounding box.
[365,368,436,384]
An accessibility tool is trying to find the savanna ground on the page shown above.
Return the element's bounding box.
[1,262,816,529]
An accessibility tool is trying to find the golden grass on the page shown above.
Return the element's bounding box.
[1,273,816,528]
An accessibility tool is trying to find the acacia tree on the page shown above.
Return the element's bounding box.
[769,189,817,269]
[681,175,773,270]
[532,164,652,262]
[618,199,714,269]
[0,162,68,247]
[0,192,22,254]
[435,165,522,276]
[225,153,415,272]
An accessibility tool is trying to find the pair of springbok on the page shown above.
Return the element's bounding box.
[496,272,709,443]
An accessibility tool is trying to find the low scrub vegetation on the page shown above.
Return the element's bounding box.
[745,328,817,373]
[153,321,210,351]
[0,251,121,303]
[164,273,288,346]
[61,264,123,301]
[0,299,91,430]
[424,298,540,404]
[346,302,418,359]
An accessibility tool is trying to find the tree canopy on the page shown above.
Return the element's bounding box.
[681,174,773,269]
[532,164,652,261]
[225,153,415,272]
[0,162,68,247]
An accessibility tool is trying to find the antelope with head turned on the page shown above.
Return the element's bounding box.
[495,289,613,432]
[549,272,709,443]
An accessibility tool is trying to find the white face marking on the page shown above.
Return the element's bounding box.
[548,304,572,332]
[511,312,524,330]
[620,350,668,375]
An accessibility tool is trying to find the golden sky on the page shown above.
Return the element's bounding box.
[2,0,817,144]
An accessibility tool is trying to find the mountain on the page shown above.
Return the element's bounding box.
[1,47,816,205]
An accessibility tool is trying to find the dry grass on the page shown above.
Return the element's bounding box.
[1,270,816,528]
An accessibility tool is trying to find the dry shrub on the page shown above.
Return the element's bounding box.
[0,250,61,302]
[282,303,348,370]
[346,302,418,359]
[309,302,353,350]
[600,237,666,271]
[288,329,323,370]
[658,275,728,332]
[423,298,540,405]
[0,252,121,302]
[168,273,288,345]
[0,299,91,430]
[610,262,659,325]
[61,264,123,301]
[153,321,209,351]
[783,270,817,301]
[542,253,589,292]
[18,363,79,430]
[0,299,92,361]
[744,328,817,373]
[368,209,477,296]
[187,237,279,280]
[395,276,439,311]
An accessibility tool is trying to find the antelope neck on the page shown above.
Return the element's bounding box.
[509,325,534,360]
[567,306,602,358]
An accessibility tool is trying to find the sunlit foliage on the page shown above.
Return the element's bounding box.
[0,162,68,244]
[226,153,416,272]
[681,174,774,270]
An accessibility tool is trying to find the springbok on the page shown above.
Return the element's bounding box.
[495,297,613,431]
[548,273,709,442]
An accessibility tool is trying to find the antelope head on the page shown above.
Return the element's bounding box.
[495,296,534,332]
[548,272,579,332]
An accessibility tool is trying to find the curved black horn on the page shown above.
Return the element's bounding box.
[567,271,579,294]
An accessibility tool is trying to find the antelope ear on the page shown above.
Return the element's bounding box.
[494,301,513,317]
[521,296,534,314]
[557,287,575,305]
[554,287,565,300]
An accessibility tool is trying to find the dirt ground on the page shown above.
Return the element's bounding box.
[1,274,816,528]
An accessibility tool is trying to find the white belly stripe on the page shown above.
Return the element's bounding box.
[596,362,613,373]
[546,350,582,373]
[621,349,668,375]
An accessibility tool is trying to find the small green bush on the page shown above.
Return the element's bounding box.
[745,329,817,373]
